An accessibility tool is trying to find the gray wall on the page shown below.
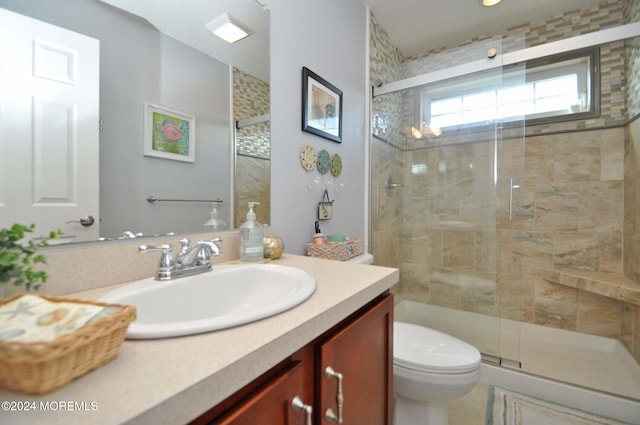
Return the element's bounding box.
[270,0,368,254]
[0,0,232,238]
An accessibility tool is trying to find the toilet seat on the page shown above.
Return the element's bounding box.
[394,322,481,374]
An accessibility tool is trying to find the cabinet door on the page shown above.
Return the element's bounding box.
[212,361,311,425]
[318,294,393,425]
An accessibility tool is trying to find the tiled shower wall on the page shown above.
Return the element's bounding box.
[233,68,270,226]
[370,13,404,270]
[625,1,640,284]
[370,0,640,362]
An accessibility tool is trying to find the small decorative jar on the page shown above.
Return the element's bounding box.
[263,236,285,259]
[312,233,326,245]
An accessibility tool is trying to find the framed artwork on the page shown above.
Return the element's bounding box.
[302,67,342,143]
[144,102,195,162]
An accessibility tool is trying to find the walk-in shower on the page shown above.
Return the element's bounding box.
[370,10,640,420]
[233,68,270,228]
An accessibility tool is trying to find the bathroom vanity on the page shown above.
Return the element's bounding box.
[0,255,398,425]
[197,293,393,424]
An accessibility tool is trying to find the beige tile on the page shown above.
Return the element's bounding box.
[511,182,536,223]
[519,276,537,323]
[497,273,522,321]
[461,285,497,316]
[574,275,620,299]
[534,279,578,330]
[576,290,621,338]
[601,128,625,181]
[475,230,497,274]
[554,131,601,182]
[403,228,438,265]
[429,271,460,309]
[552,231,601,271]
[534,182,579,231]
[496,230,518,275]
[501,137,527,180]
[599,232,623,274]
[400,262,430,299]
[634,305,640,364]
[621,302,634,352]
[524,134,555,183]
[578,181,623,233]
[620,286,640,306]
[442,230,475,269]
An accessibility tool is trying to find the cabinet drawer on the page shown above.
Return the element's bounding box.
[211,360,308,425]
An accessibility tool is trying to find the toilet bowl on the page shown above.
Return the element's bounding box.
[393,321,481,425]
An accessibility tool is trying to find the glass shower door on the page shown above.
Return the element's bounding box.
[370,36,526,363]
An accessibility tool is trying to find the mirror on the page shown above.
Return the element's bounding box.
[0,0,269,243]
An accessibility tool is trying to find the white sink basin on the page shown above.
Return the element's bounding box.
[99,264,316,339]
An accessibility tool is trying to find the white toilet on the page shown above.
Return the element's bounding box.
[346,253,375,264]
[347,254,481,424]
[393,321,481,425]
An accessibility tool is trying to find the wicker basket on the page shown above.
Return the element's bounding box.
[0,293,136,394]
[307,237,364,261]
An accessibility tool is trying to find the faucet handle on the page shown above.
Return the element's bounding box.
[200,238,223,257]
[178,238,190,257]
[183,238,223,266]
[139,243,175,272]
[211,237,222,249]
[139,243,172,254]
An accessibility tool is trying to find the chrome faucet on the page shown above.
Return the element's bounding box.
[140,238,223,281]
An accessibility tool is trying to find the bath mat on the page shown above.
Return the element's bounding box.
[486,386,633,425]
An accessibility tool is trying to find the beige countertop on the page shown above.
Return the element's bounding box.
[0,255,399,425]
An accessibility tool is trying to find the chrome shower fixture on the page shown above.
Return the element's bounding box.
[384,175,401,196]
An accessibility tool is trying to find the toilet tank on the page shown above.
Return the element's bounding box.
[347,253,374,264]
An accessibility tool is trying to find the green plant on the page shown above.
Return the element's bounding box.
[0,223,61,291]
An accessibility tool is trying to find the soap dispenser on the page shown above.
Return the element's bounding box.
[204,201,227,231]
[239,202,264,262]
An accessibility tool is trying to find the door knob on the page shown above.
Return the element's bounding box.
[66,215,95,227]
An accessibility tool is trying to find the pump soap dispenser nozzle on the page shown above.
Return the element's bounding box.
[204,201,227,231]
[246,202,260,221]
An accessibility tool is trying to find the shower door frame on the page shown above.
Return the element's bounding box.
[374,22,640,98]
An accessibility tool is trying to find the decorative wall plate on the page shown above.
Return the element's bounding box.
[300,144,317,171]
[330,153,343,177]
[317,149,331,175]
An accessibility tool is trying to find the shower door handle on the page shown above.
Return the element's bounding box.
[324,366,344,423]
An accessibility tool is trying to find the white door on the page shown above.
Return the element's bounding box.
[0,8,99,242]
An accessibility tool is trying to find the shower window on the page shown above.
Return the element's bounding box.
[418,48,599,132]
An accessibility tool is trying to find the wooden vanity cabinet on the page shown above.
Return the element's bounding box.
[212,361,309,425]
[194,293,393,425]
[317,292,393,424]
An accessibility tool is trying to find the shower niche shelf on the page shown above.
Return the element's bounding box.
[542,269,640,306]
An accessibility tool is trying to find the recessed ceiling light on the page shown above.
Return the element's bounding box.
[206,13,254,44]
[482,0,502,6]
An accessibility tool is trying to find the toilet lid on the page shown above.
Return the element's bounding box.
[394,322,481,374]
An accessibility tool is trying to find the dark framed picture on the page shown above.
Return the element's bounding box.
[302,67,342,143]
